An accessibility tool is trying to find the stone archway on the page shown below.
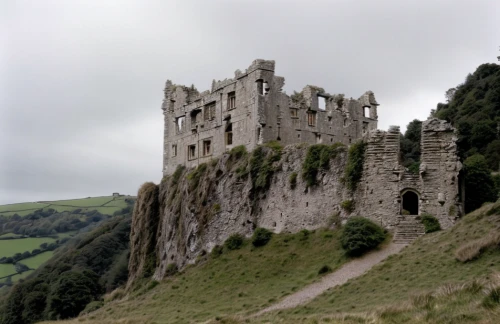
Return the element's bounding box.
[402,190,419,215]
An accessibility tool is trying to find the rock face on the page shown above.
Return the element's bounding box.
[153,145,351,280]
[127,182,160,288]
[127,119,463,285]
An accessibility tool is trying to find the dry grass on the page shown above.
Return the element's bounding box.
[455,231,500,262]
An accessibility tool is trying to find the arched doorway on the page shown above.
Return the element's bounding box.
[402,190,419,215]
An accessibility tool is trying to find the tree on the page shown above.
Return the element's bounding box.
[445,87,456,102]
[464,154,497,213]
[46,270,102,319]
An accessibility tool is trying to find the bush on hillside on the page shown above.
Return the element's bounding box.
[46,270,103,319]
[420,214,441,233]
[252,228,273,247]
[224,234,244,250]
[340,217,386,256]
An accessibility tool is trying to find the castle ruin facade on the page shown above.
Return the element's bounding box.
[161,59,378,175]
[160,59,463,229]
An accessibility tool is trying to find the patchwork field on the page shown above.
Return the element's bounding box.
[0,237,56,256]
[0,195,133,217]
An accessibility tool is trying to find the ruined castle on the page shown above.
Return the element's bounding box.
[161,59,378,175]
[148,60,464,275]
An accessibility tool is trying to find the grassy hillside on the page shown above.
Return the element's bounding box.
[40,201,500,324]
[41,228,381,324]
[255,200,500,323]
[0,196,133,217]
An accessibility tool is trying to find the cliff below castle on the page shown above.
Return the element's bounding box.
[128,118,462,285]
[129,143,352,284]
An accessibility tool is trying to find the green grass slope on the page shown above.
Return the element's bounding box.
[257,200,500,323]
[45,229,354,324]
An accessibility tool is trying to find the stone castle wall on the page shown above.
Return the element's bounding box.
[161,59,378,176]
[356,118,462,229]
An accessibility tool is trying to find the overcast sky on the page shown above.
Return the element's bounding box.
[1,0,499,204]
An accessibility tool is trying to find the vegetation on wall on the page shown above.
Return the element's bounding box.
[343,141,366,192]
[340,200,354,214]
[249,144,282,192]
[302,143,344,187]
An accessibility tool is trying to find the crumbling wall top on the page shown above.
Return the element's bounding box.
[358,91,379,107]
[422,118,455,132]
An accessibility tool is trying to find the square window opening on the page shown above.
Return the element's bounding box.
[227,92,236,110]
[203,140,212,156]
[188,144,196,160]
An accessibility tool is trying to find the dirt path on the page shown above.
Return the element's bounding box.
[255,243,406,315]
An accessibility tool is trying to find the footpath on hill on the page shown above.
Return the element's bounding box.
[256,242,406,315]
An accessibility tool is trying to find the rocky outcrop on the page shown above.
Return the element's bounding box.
[127,182,160,288]
[152,145,351,280]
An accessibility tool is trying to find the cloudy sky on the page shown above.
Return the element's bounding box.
[1,0,499,204]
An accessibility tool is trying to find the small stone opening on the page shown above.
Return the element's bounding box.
[318,95,326,110]
[402,190,419,215]
[363,106,370,118]
[225,123,233,146]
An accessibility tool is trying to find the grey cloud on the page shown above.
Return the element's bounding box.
[1,0,499,204]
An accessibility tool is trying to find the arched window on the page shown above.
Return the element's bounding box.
[401,190,419,215]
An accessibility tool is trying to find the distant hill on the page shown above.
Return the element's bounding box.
[0,195,135,217]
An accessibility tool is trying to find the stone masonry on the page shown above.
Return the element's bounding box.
[357,118,463,230]
[161,59,378,175]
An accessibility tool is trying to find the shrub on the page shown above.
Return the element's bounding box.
[401,209,410,215]
[302,144,343,187]
[79,300,104,315]
[225,234,244,250]
[211,245,223,257]
[165,263,178,276]
[171,165,186,187]
[420,214,441,233]
[250,147,277,191]
[146,280,159,291]
[318,265,332,275]
[289,172,298,189]
[299,229,310,241]
[252,228,273,247]
[344,141,366,192]
[482,287,500,309]
[340,217,386,256]
[341,200,355,213]
[229,145,247,161]
[187,163,208,192]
